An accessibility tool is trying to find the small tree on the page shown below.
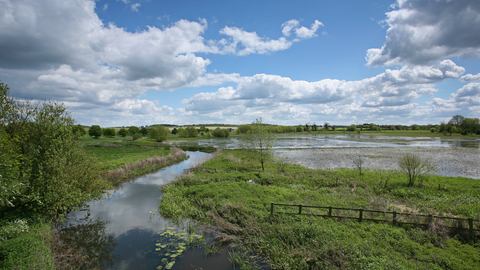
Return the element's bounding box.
[140,127,148,136]
[72,125,86,137]
[89,125,102,139]
[351,153,366,175]
[150,125,169,142]
[117,128,128,137]
[186,126,198,137]
[171,127,178,135]
[128,126,140,135]
[132,133,142,140]
[398,153,435,186]
[241,118,276,172]
[103,128,116,137]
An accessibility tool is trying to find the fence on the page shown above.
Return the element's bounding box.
[270,203,479,238]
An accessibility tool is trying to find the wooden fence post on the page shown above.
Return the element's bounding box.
[328,206,332,217]
[468,218,474,239]
[299,204,303,215]
[393,211,397,226]
[271,203,274,216]
[359,209,363,222]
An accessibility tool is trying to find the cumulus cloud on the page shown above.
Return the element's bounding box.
[366,0,480,66]
[182,60,465,119]
[131,3,140,12]
[218,20,322,55]
[460,73,480,82]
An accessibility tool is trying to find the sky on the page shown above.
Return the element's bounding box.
[1,0,479,127]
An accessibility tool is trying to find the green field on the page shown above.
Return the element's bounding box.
[160,149,480,269]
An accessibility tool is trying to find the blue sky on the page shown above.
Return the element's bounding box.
[1,0,479,127]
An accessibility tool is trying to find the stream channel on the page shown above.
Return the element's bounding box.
[60,151,235,270]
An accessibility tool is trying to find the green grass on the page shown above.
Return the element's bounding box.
[84,143,170,170]
[160,149,480,269]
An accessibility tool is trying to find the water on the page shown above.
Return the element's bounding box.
[60,152,235,270]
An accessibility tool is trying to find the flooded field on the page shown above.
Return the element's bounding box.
[170,134,480,179]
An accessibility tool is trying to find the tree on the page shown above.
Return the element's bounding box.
[72,125,86,137]
[150,125,169,142]
[128,126,140,135]
[460,117,480,135]
[177,128,187,138]
[186,126,198,137]
[324,122,330,130]
[398,153,434,186]
[346,124,357,132]
[103,128,116,137]
[351,153,366,175]
[1,83,106,214]
[140,127,148,136]
[171,127,178,135]
[448,115,465,127]
[241,118,276,172]
[117,128,128,137]
[212,128,230,138]
[89,125,102,138]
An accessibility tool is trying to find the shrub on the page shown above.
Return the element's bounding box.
[140,127,148,136]
[132,133,142,141]
[117,128,128,137]
[128,126,140,135]
[88,125,102,138]
[71,125,86,137]
[398,153,435,186]
[212,128,229,138]
[103,127,116,137]
[150,125,169,142]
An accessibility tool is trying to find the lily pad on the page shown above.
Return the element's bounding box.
[165,261,175,269]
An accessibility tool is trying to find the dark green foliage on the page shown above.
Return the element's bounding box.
[177,126,198,138]
[237,124,253,134]
[212,127,229,137]
[88,125,102,138]
[460,118,480,135]
[103,128,116,137]
[128,126,140,135]
[150,125,169,142]
[171,127,178,135]
[117,128,128,137]
[346,124,357,131]
[140,127,148,136]
[132,133,142,140]
[72,125,86,137]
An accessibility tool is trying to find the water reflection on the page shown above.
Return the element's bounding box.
[62,152,235,270]
[169,135,480,149]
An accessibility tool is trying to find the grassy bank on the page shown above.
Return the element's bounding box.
[160,149,480,269]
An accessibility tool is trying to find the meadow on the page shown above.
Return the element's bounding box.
[160,149,480,269]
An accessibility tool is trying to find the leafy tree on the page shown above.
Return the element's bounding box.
[237,125,253,134]
[212,128,230,138]
[177,128,187,138]
[1,84,106,214]
[460,117,480,135]
[128,126,140,135]
[72,125,86,137]
[117,128,128,137]
[241,118,276,172]
[132,133,142,140]
[448,115,465,127]
[89,125,102,138]
[171,127,178,135]
[324,122,330,130]
[150,125,169,142]
[346,124,357,132]
[186,126,198,137]
[140,127,148,136]
[398,153,434,186]
[103,128,116,137]
[296,125,303,132]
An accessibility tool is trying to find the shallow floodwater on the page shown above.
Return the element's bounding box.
[60,152,235,270]
[170,135,480,179]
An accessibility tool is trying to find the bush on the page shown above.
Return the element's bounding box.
[88,125,102,138]
[132,133,142,141]
[212,128,230,137]
[150,125,169,142]
[117,128,128,137]
[398,153,434,186]
[71,125,86,137]
[103,128,116,137]
[140,127,148,136]
[128,126,140,135]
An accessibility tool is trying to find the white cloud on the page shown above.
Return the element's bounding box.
[295,20,323,39]
[366,0,480,66]
[460,73,480,82]
[103,4,108,10]
[131,3,140,12]
[281,20,300,37]
[182,60,465,121]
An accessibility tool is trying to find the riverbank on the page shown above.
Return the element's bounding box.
[160,149,480,269]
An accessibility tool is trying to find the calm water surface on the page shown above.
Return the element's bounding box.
[61,151,235,270]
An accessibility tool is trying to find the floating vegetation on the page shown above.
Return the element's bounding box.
[155,227,204,270]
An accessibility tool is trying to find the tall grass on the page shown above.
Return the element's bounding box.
[102,147,186,185]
